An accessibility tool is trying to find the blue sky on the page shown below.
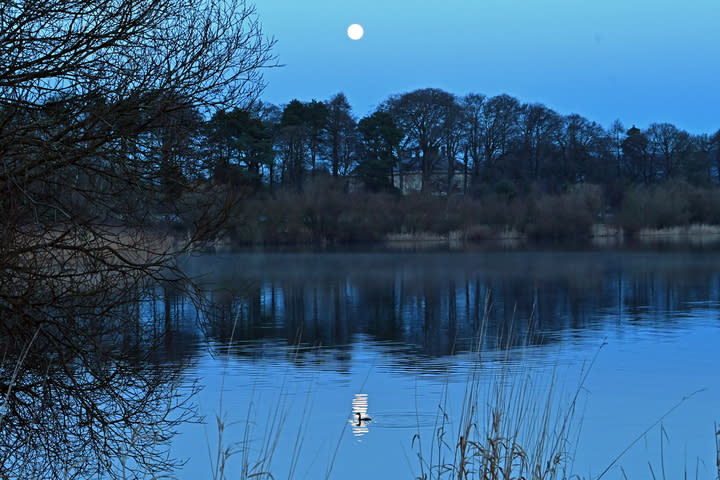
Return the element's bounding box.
[255,0,720,134]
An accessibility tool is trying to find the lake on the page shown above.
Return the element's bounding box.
[166,247,719,480]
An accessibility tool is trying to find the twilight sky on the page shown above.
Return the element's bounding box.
[255,0,720,134]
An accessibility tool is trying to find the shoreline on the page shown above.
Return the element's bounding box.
[193,222,720,253]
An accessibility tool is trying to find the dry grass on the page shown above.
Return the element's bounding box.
[636,224,720,238]
[464,224,526,242]
[411,302,594,480]
[386,231,450,243]
[590,224,625,248]
[590,224,623,238]
[385,226,525,245]
[635,224,720,245]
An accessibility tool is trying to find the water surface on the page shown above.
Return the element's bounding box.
[170,249,720,479]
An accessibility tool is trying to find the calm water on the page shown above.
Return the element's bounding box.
[166,249,719,480]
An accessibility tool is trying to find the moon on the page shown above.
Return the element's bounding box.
[347,24,364,40]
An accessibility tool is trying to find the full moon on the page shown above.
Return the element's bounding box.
[347,24,364,40]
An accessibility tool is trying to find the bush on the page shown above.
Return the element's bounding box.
[524,184,604,239]
[687,187,720,225]
[475,194,525,228]
[224,179,720,246]
[617,182,691,233]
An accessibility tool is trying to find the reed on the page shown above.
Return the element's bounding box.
[635,224,720,241]
[206,318,292,480]
[206,319,342,480]
[411,300,594,480]
[203,301,714,480]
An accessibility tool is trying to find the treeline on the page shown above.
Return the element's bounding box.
[199,88,720,195]
[7,85,720,242]
[104,87,719,197]
[195,88,720,242]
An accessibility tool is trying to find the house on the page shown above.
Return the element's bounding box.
[392,147,468,195]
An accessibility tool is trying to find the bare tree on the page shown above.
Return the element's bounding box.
[609,119,626,179]
[518,103,560,183]
[386,88,456,192]
[686,133,715,184]
[0,0,275,275]
[0,0,274,477]
[478,94,521,182]
[646,122,692,180]
[0,294,200,479]
[441,97,464,195]
[552,114,605,185]
[460,93,486,191]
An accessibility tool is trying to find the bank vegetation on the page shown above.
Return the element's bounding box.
[216,177,720,246]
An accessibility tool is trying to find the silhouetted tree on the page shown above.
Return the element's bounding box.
[325,93,358,177]
[148,98,204,203]
[278,100,311,189]
[0,0,274,476]
[441,96,464,195]
[257,102,283,190]
[609,119,626,179]
[205,107,273,189]
[0,294,199,480]
[685,134,714,185]
[358,110,403,192]
[646,122,692,180]
[518,103,560,184]
[305,100,330,172]
[478,94,522,183]
[552,114,605,186]
[622,126,654,184]
[460,93,487,191]
[277,99,329,189]
[386,88,457,192]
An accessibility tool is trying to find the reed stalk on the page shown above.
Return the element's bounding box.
[411,298,595,480]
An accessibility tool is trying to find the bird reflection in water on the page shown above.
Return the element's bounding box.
[351,393,371,438]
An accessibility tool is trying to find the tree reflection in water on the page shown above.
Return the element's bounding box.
[189,251,720,367]
[0,284,199,479]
